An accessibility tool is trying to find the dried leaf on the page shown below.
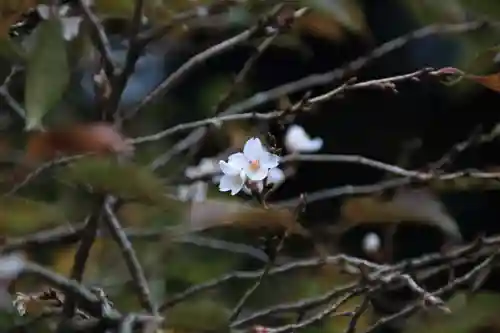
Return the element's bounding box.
[60,157,174,207]
[24,17,69,130]
[0,0,35,38]
[466,73,500,92]
[187,199,308,236]
[340,188,462,242]
[24,123,134,164]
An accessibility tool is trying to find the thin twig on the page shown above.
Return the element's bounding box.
[78,0,116,78]
[269,289,363,333]
[60,212,102,319]
[124,5,302,120]
[103,197,157,315]
[214,33,279,114]
[129,69,440,144]
[231,284,358,327]
[364,252,499,333]
[344,297,370,333]
[164,20,500,156]
[23,262,115,318]
[221,21,498,117]
[0,66,25,119]
[107,0,146,121]
[124,27,264,120]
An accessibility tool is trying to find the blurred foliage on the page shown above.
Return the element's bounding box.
[0,0,498,333]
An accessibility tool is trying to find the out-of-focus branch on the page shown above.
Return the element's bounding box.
[0,66,25,119]
[161,20,500,157]
[103,197,157,315]
[124,6,307,120]
[78,0,116,78]
[130,68,439,144]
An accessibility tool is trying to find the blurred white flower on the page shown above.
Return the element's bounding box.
[285,125,323,153]
[185,158,219,179]
[177,181,208,202]
[36,4,83,41]
[362,232,381,255]
[227,138,280,181]
[0,254,25,312]
[267,167,285,185]
[219,161,247,195]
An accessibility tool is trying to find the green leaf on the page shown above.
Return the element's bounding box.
[0,196,66,235]
[0,39,26,62]
[60,157,176,208]
[24,17,69,131]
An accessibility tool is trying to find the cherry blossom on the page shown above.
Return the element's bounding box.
[227,138,280,181]
[285,125,323,153]
[219,161,247,195]
[218,138,284,196]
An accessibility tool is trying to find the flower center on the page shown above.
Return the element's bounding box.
[249,160,260,171]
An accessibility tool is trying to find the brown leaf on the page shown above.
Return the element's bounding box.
[340,188,462,242]
[0,0,35,38]
[466,73,500,92]
[187,199,309,236]
[24,122,134,164]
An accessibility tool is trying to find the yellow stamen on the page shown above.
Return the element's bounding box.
[249,160,260,171]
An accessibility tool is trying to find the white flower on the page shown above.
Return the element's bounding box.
[242,167,284,195]
[219,161,247,195]
[37,4,83,41]
[218,138,283,196]
[227,138,280,181]
[285,125,323,153]
[362,232,381,254]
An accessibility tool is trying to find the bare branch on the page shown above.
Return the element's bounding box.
[103,197,157,315]
[130,69,440,144]
[78,0,116,78]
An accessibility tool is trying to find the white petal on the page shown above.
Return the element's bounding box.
[62,17,82,41]
[177,185,190,202]
[362,232,381,254]
[192,182,207,202]
[244,165,268,181]
[285,125,323,152]
[228,152,249,169]
[219,160,240,176]
[198,158,218,174]
[59,5,71,16]
[243,137,266,161]
[267,168,285,185]
[36,5,50,19]
[299,138,323,152]
[218,173,245,195]
[185,165,198,178]
[260,152,280,169]
[0,254,25,280]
